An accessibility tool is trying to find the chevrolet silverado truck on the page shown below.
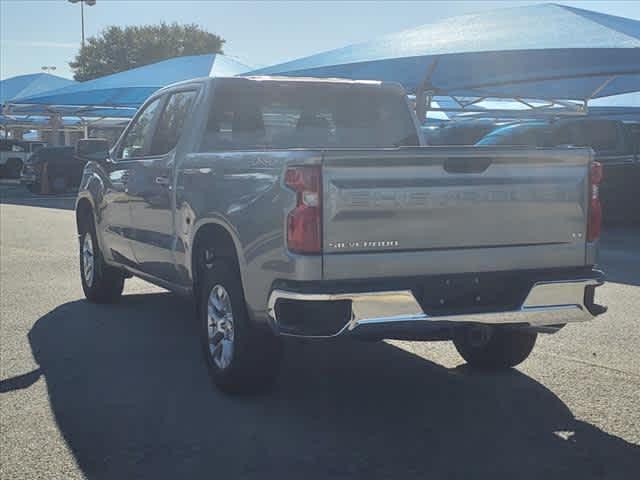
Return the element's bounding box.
[75,76,606,393]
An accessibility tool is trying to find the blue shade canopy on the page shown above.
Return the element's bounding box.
[0,73,75,104]
[10,54,251,109]
[250,3,640,100]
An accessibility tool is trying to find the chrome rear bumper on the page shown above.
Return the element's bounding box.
[267,278,604,338]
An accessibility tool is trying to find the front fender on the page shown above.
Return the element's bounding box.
[76,165,107,252]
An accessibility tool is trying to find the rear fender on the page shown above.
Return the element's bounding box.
[188,218,248,293]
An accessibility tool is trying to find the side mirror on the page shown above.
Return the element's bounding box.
[76,138,111,164]
[76,150,111,169]
[77,150,109,161]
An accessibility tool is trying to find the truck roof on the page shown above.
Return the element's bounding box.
[153,75,403,97]
[232,76,383,86]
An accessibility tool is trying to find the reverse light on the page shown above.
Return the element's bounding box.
[587,161,603,242]
[285,165,322,254]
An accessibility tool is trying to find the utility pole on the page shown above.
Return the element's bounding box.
[81,0,85,48]
[68,0,96,50]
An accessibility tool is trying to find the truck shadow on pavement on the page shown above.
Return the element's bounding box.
[0,184,76,210]
[598,226,640,287]
[0,194,76,211]
[4,292,639,479]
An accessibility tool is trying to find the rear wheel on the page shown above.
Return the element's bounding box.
[79,213,125,303]
[199,257,282,394]
[453,325,537,369]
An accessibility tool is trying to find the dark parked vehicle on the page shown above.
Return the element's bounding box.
[422,119,504,146]
[21,138,110,193]
[476,118,640,224]
[21,146,76,193]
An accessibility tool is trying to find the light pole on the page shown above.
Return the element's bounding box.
[68,0,96,49]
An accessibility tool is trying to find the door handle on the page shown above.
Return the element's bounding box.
[155,176,170,186]
[443,157,492,174]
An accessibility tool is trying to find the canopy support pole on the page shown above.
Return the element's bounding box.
[415,88,426,123]
[588,75,618,100]
[416,58,440,123]
[415,90,435,123]
[49,114,62,145]
[425,92,433,115]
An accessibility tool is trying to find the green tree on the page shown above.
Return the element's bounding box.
[70,22,224,81]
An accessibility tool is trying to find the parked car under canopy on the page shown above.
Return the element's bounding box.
[476,118,640,224]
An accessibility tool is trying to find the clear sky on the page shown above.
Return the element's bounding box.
[1,0,639,80]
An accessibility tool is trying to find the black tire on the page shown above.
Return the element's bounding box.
[79,213,125,303]
[199,257,282,394]
[6,158,22,179]
[453,326,537,369]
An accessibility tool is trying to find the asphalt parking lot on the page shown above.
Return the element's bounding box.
[1,183,639,479]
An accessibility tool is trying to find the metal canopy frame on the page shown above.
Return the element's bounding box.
[1,103,135,141]
[3,102,137,118]
[421,93,589,118]
[1,113,129,127]
[0,110,130,144]
[415,70,637,121]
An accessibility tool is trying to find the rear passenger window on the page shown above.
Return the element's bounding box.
[551,125,571,146]
[569,121,619,153]
[518,129,549,147]
[199,81,418,151]
[590,122,619,152]
[205,106,336,150]
[149,90,197,156]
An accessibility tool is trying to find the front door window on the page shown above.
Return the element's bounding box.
[118,97,162,160]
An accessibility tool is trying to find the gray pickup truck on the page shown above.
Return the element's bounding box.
[76,76,606,393]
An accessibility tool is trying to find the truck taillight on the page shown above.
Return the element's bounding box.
[587,161,603,242]
[285,165,322,254]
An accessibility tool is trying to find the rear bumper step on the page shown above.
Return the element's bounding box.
[267,277,605,339]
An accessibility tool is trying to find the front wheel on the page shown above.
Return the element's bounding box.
[79,215,125,303]
[453,326,537,369]
[199,258,282,394]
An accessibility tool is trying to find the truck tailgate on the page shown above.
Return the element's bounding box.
[322,147,591,280]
